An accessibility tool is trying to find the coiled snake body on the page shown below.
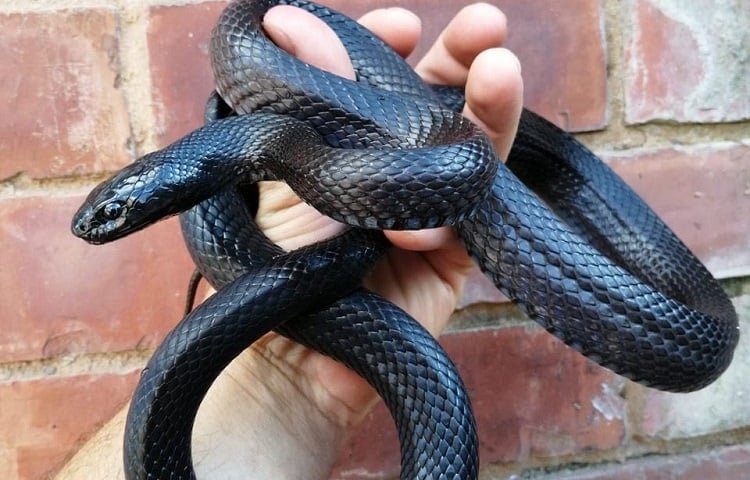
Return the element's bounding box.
[71,0,739,478]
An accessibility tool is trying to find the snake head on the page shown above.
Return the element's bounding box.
[71,117,254,244]
[71,156,186,244]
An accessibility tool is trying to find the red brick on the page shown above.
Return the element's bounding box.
[0,371,139,480]
[148,1,229,146]
[0,194,195,362]
[147,0,605,144]
[550,444,750,480]
[625,0,750,124]
[0,9,131,180]
[331,325,625,478]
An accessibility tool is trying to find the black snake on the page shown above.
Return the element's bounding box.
[70,0,739,478]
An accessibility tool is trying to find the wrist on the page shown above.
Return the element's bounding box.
[191,336,356,479]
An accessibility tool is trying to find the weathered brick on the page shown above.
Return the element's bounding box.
[0,8,131,180]
[331,325,625,479]
[548,444,750,480]
[0,194,195,362]
[148,1,229,146]
[147,0,605,143]
[0,371,139,480]
[631,292,750,440]
[625,0,750,124]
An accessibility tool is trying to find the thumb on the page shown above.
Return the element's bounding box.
[263,5,355,80]
[254,6,356,250]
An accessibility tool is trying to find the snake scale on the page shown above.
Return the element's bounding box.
[70,0,739,478]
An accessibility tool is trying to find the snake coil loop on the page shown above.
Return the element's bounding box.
[71,0,738,478]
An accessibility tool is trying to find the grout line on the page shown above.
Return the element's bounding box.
[484,429,750,479]
[0,172,115,200]
[113,0,160,156]
[578,120,750,152]
[0,349,152,383]
[603,0,627,135]
[0,0,114,13]
[0,0,211,13]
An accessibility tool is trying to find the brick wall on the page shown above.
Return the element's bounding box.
[1,0,748,478]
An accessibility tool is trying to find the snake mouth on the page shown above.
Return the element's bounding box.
[72,218,136,244]
[71,211,109,244]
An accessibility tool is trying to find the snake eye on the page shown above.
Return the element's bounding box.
[102,201,125,220]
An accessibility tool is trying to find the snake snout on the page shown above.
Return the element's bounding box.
[71,200,127,245]
[70,208,94,240]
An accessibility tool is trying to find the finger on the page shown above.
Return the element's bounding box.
[264,5,355,79]
[463,47,523,160]
[390,5,521,251]
[415,3,507,85]
[357,8,422,58]
[393,51,522,250]
[385,227,456,252]
[260,6,357,249]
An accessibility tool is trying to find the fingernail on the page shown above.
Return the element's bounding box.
[509,51,522,74]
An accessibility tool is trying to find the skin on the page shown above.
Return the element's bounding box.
[56,4,523,479]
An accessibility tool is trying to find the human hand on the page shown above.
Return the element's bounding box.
[56,4,523,479]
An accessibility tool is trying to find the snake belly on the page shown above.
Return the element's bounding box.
[69,0,740,479]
